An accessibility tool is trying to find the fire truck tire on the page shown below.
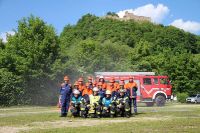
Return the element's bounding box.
[155,95,166,106]
[145,102,154,107]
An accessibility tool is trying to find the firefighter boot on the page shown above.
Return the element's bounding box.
[125,111,130,118]
[125,103,130,118]
[60,113,66,117]
[80,104,88,118]
[96,105,101,118]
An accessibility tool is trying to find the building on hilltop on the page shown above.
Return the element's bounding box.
[105,11,151,22]
[122,11,151,22]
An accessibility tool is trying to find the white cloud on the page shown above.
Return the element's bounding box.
[170,19,200,33]
[117,3,169,23]
[0,31,15,43]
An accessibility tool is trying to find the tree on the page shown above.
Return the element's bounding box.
[0,15,59,105]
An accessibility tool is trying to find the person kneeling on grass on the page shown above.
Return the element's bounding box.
[101,90,116,118]
[116,89,130,118]
[70,89,82,117]
[87,87,101,118]
[80,83,92,118]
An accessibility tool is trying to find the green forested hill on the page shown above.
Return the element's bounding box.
[0,14,200,106]
[59,14,200,93]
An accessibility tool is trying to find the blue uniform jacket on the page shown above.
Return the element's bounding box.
[71,95,82,104]
[102,97,112,107]
[60,84,72,102]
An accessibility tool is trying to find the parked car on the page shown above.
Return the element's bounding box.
[186,94,200,103]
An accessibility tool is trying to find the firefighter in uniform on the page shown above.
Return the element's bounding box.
[82,83,93,97]
[70,89,82,117]
[101,90,115,118]
[115,81,126,97]
[80,83,92,118]
[107,79,117,98]
[87,87,101,118]
[99,76,107,90]
[107,81,122,118]
[125,76,138,114]
[80,94,90,118]
[111,77,120,91]
[116,89,130,118]
[98,82,106,100]
[107,81,125,115]
[78,77,86,93]
[60,76,72,117]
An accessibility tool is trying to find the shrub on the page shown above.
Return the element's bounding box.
[0,69,24,106]
[177,92,188,103]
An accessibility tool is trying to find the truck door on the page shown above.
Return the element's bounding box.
[141,77,152,98]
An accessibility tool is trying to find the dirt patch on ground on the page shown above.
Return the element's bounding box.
[0,116,171,133]
[0,126,29,133]
[0,110,59,117]
[29,116,171,128]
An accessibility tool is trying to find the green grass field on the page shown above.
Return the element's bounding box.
[0,103,200,133]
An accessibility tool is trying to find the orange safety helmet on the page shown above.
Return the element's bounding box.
[78,77,83,82]
[64,76,69,81]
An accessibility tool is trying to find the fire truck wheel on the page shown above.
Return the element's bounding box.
[145,102,154,107]
[155,95,166,106]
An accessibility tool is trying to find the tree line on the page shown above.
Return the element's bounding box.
[0,13,200,106]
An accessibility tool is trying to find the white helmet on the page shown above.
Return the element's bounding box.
[105,90,111,95]
[99,76,104,79]
[93,87,99,92]
[73,89,80,95]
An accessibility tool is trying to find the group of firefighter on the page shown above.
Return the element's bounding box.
[59,75,138,118]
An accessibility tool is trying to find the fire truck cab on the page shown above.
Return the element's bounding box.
[95,72,172,106]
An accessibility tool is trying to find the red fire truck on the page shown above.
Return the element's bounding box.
[95,72,172,106]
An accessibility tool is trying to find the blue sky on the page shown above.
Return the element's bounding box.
[0,0,200,42]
